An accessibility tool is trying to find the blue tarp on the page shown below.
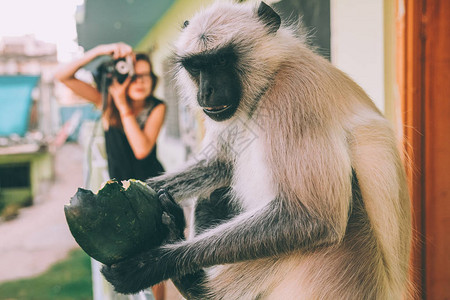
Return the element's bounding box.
[0,76,40,137]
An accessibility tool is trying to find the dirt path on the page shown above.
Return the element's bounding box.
[0,143,82,282]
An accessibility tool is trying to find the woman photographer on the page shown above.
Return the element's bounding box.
[55,42,166,300]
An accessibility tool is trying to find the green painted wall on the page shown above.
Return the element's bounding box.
[136,0,215,81]
[77,0,175,51]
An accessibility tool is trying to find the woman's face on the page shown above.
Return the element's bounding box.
[127,60,153,101]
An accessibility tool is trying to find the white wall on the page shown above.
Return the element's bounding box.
[330,0,385,112]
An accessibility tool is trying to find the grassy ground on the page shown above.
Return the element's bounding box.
[0,249,92,300]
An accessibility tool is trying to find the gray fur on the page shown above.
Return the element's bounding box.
[147,157,233,200]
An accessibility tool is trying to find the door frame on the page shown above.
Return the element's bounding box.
[397,0,450,298]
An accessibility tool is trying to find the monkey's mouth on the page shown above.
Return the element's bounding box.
[202,104,237,121]
[202,105,231,113]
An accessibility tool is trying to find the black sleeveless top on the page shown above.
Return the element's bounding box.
[104,97,165,181]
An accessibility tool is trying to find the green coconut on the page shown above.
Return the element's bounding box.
[64,179,166,265]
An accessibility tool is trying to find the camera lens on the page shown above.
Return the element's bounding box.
[115,60,131,75]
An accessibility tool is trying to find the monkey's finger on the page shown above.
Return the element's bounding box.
[161,211,185,241]
[157,189,176,204]
[158,191,186,236]
[158,190,180,208]
[159,191,184,219]
[161,211,173,226]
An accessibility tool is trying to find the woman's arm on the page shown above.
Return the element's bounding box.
[121,103,166,160]
[54,43,133,107]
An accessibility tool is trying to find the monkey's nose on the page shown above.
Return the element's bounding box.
[199,87,214,105]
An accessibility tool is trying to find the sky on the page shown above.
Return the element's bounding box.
[0,0,84,61]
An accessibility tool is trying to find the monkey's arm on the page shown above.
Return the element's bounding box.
[147,158,232,200]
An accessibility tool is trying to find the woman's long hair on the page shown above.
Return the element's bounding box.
[95,53,158,128]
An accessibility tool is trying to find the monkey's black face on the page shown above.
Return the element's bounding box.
[180,46,242,122]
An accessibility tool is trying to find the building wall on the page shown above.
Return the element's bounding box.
[330,0,385,112]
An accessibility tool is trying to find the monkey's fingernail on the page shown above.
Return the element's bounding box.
[162,212,171,225]
[159,193,169,203]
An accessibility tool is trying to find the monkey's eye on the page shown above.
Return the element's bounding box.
[182,20,189,29]
[215,55,228,67]
[186,67,200,76]
[182,59,202,76]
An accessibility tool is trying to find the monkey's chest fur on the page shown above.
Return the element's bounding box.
[230,127,276,212]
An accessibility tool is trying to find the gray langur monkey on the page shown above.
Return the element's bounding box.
[102,2,412,299]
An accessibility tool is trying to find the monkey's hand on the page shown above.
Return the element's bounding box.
[101,189,186,294]
[101,247,171,294]
[146,177,166,195]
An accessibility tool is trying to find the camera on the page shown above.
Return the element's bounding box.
[94,55,135,91]
[107,56,135,84]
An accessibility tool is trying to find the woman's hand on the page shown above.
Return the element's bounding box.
[95,42,133,59]
[109,76,133,115]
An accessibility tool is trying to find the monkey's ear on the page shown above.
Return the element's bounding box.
[257,2,281,34]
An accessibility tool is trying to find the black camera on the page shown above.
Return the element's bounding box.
[94,56,135,91]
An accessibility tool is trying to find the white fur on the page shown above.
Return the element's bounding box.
[232,124,276,212]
